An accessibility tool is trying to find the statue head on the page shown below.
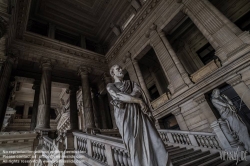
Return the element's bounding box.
[211,88,220,98]
[110,65,124,80]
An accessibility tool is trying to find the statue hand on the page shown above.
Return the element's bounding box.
[139,100,147,113]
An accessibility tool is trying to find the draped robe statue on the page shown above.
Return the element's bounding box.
[211,88,250,152]
[106,65,169,166]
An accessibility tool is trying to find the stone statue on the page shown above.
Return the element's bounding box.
[106,65,170,166]
[211,88,250,152]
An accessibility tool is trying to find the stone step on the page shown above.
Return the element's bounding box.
[173,151,210,166]
[168,147,186,153]
[217,160,238,166]
[171,150,201,162]
[170,148,194,157]
[180,152,220,166]
[166,146,179,151]
[198,156,224,166]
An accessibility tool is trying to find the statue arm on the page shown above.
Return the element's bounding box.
[211,98,228,107]
[107,83,142,104]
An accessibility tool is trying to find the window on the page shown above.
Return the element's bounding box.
[122,13,135,30]
[196,43,216,65]
[27,19,49,36]
[55,29,80,46]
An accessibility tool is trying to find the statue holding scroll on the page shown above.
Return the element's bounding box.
[211,88,250,152]
[106,65,170,166]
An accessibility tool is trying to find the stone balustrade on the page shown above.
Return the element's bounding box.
[190,59,221,83]
[151,93,169,109]
[73,132,132,166]
[158,129,222,151]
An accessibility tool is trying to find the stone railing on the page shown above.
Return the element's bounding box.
[73,132,132,166]
[99,129,121,138]
[190,59,221,83]
[158,129,222,151]
[151,93,170,109]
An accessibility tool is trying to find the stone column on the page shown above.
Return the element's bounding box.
[23,103,29,119]
[147,27,188,96]
[227,75,250,110]
[149,69,164,95]
[102,73,117,128]
[78,67,95,130]
[91,89,102,128]
[194,94,217,126]
[36,58,52,129]
[172,107,189,130]
[123,53,152,100]
[67,85,79,130]
[0,55,16,130]
[159,31,193,87]
[30,81,41,130]
[80,35,87,49]
[98,94,108,129]
[181,0,249,63]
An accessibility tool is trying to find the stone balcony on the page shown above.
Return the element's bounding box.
[190,59,221,83]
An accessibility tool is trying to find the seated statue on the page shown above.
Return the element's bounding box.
[211,88,250,152]
[106,65,170,166]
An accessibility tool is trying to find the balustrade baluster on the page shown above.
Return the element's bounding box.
[185,135,191,145]
[102,144,106,162]
[172,134,177,143]
[195,135,201,146]
[203,136,210,148]
[113,148,120,166]
[199,135,205,147]
[98,143,102,161]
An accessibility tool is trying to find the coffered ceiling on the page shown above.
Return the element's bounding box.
[29,0,131,43]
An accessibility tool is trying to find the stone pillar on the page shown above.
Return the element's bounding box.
[0,55,16,129]
[227,75,250,110]
[36,58,52,129]
[98,94,108,129]
[67,85,79,130]
[159,31,193,87]
[78,67,95,130]
[181,0,250,63]
[123,53,152,100]
[147,26,188,96]
[172,107,189,130]
[194,94,217,127]
[23,103,29,119]
[149,69,164,95]
[102,73,117,128]
[30,81,40,130]
[91,89,102,128]
[48,23,55,39]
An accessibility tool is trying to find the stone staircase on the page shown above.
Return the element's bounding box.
[166,145,247,166]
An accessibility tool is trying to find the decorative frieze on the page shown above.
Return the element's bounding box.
[226,75,242,86]
[151,93,169,109]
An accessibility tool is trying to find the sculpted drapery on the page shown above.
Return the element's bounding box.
[106,65,169,166]
[211,89,250,152]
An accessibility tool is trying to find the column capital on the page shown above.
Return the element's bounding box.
[66,85,79,94]
[122,52,132,63]
[158,31,166,38]
[172,107,181,116]
[78,66,92,76]
[226,75,242,86]
[40,57,53,70]
[193,94,206,104]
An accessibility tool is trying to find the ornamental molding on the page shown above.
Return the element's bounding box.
[106,0,162,62]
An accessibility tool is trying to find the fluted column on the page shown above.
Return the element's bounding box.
[30,81,41,130]
[123,53,152,100]
[133,60,152,100]
[181,0,249,63]
[67,85,79,130]
[0,55,16,129]
[147,27,188,96]
[172,107,188,130]
[102,73,117,128]
[36,58,52,129]
[227,75,250,110]
[159,31,193,87]
[78,67,95,130]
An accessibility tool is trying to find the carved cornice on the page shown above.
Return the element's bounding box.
[226,75,242,86]
[106,0,161,62]
[193,94,206,104]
